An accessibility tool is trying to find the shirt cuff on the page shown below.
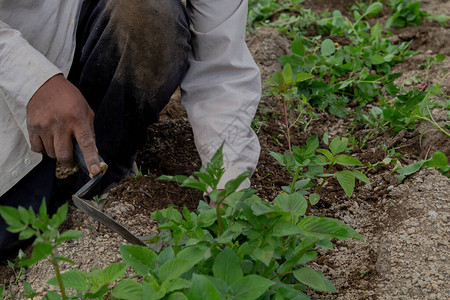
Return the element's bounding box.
[1,43,62,142]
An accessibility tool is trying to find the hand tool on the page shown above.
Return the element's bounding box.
[72,142,148,246]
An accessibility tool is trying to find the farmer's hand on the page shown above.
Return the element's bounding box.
[27,74,101,176]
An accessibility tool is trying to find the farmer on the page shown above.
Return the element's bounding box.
[0,0,261,256]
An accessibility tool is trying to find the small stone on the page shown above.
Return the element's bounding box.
[407,228,415,234]
[387,185,394,191]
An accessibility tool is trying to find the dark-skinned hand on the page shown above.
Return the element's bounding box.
[26,74,101,176]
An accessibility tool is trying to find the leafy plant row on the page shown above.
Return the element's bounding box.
[0,146,364,300]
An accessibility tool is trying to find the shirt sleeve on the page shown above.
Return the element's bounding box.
[181,0,261,189]
[0,20,62,140]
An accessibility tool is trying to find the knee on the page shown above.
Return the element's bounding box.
[107,0,191,61]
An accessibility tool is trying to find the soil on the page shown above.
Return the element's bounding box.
[1,1,450,299]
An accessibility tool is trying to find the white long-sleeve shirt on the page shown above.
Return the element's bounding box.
[0,0,261,196]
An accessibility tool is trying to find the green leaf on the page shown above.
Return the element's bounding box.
[50,203,68,228]
[396,161,425,182]
[181,177,207,192]
[329,137,348,155]
[272,220,303,237]
[251,202,277,216]
[294,73,314,83]
[364,2,383,17]
[177,245,210,266]
[435,54,446,62]
[99,263,128,285]
[271,71,284,87]
[20,244,55,267]
[303,135,319,157]
[162,278,191,293]
[423,151,449,168]
[0,206,22,227]
[298,216,363,241]
[321,39,336,56]
[371,53,385,65]
[188,274,221,300]
[317,149,333,162]
[252,247,274,267]
[167,292,189,300]
[269,151,286,166]
[57,230,84,242]
[157,246,175,266]
[275,285,309,300]
[47,269,89,291]
[142,281,167,300]
[352,170,370,184]
[213,247,243,285]
[309,193,320,206]
[45,290,62,300]
[323,131,329,145]
[111,279,143,300]
[293,267,336,292]
[225,172,251,194]
[335,171,355,197]
[274,193,307,221]
[278,236,318,274]
[0,285,5,299]
[230,275,274,300]
[292,38,305,56]
[159,258,193,282]
[282,63,294,83]
[120,245,157,276]
[334,155,363,166]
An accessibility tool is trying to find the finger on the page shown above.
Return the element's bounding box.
[40,135,56,159]
[54,133,74,168]
[74,124,100,176]
[29,134,46,154]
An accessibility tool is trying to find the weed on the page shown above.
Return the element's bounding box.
[270,134,371,213]
[0,201,84,300]
[418,54,446,82]
[267,63,315,152]
[396,151,450,181]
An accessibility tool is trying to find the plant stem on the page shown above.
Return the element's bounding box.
[289,166,302,194]
[50,255,67,300]
[281,94,293,153]
[271,271,293,281]
[216,203,224,237]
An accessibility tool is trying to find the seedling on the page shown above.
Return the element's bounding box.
[267,63,314,152]
[418,54,446,82]
[270,134,371,213]
[0,201,84,300]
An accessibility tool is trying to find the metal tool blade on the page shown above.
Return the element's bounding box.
[72,194,147,246]
[72,141,148,247]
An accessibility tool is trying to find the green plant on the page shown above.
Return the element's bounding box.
[418,54,446,82]
[267,63,315,152]
[0,146,364,300]
[396,151,450,181]
[385,0,449,28]
[0,201,84,300]
[383,85,450,137]
[134,166,143,179]
[270,134,371,212]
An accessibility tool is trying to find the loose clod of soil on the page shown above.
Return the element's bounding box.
[1,1,450,299]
